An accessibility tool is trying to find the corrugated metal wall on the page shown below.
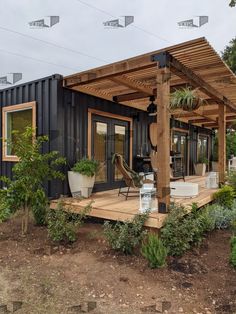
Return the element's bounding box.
[0,74,64,198]
[0,76,213,198]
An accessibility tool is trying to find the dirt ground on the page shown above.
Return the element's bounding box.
[0,216,236,314]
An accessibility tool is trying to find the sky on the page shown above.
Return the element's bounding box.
[0,0,235,89]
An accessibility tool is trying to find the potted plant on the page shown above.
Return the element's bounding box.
[194,155,209,176]
[170,87,205,112]
[68,159,99,198]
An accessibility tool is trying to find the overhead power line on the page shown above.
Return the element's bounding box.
[0,49,80,71]
[0,25,108,63]
[74,0,172,44]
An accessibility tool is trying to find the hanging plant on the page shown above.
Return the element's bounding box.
[170,87,205,112]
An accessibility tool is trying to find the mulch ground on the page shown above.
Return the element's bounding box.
[0,216,235,314]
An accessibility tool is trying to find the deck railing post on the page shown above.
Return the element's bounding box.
[156,66,171,213]
[218,104,226,184]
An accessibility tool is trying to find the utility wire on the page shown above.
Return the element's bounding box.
[0,49,80,71]
[0,25,108,63]
[74,0,172,44]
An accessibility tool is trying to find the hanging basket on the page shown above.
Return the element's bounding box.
[182,99,201,111]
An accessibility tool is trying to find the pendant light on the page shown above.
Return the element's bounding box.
[147,96,157,116]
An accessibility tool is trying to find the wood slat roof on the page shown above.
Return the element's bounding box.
[64,37,236,128]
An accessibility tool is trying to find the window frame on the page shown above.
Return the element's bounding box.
[2,101,36,162]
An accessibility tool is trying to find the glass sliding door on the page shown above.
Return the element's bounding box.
[172,131,188,175]
[114,125,126,181]
[197,135,209,171]
[93,121,108,183]
[91,114,130,191]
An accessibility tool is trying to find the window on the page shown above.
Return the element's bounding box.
[2,102,36,161]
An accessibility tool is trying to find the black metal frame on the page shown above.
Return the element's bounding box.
[118,179,140,200]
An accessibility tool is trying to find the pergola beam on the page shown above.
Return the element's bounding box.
[64,56,157,87]
[202,115,236,128]
[173,108,231,119]
[202,122,235,128]
[151,53,236,112]
[113,91,149,102]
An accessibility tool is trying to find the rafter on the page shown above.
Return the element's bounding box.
[110,75,154,96]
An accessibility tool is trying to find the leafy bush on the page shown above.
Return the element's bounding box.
[228,171,236,193]
[141,233,168,268]
[231,236,236,248]
[103,211,149,255]
[161,205,197,256]
[209,203,236,229]
[72,159,99,177]
[161,204,215,257]
[0,193,11,223]
[47,201,91,243]
[213,185,235,208]
[230,236,236,268]
[0,128,66,235]
[31,189,48,226]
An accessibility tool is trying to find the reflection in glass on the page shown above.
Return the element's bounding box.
[198,136,208,159]
[172,132,187,173]
[114,125,126,180]
[94,122,107,183]
[6,109,32,156]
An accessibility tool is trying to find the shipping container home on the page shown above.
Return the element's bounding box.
[1,37,236,228]
[0,74,212,197]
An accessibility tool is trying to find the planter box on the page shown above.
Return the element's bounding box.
[170,182,199,198]
[194,163,206,176]
[68,171,95,198]
[212,161,218,172]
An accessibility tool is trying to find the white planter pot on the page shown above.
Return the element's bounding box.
[68,171,95,198]
[212,161,218,172]
[194,163,206,176]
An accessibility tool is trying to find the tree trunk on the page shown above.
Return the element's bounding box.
[21,203,29,236]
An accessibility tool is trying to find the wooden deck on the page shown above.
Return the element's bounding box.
[51,176,218,229]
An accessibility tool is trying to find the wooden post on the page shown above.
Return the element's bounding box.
[218,104,226,184]
[156,67,171,213]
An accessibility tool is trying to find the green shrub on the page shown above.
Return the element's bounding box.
[213,185,235,208]
[196,206,216,233]
[0,127,66,235]
[31,189,48,226]
[103,211,149,255]
[231,220,236,234]
[0,193,11,223]
[141,233,168,268]
[47,201,91,243]
[209,203,236,229]
[161,204,215,257]
[72,159,99,177]
[230,236,236,268]
[228,170,236,193]
[231,236,236,248]
[160,205,196,256]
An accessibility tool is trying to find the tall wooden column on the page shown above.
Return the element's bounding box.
[218,104,226,184]
[156,67,171,213]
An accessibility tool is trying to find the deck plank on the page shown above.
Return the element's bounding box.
[51,175,218,229]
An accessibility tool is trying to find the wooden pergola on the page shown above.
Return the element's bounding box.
[64,37,236,213]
